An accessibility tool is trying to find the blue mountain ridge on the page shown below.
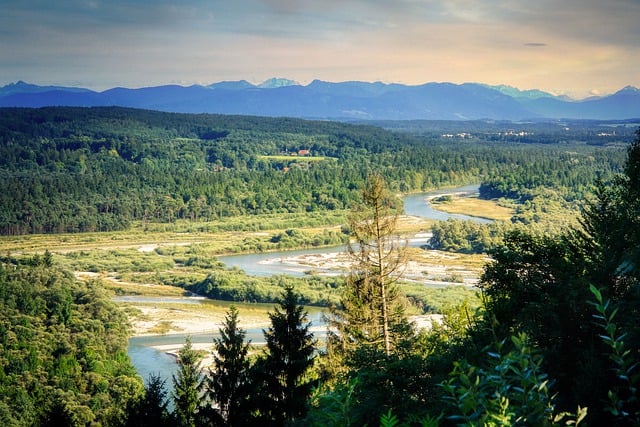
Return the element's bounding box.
[0,79,638,121]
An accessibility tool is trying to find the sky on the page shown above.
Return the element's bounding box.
[2,0,639,99]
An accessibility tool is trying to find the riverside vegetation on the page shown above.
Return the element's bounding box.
[0,107,639,425]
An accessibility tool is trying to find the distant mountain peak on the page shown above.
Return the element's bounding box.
[485,84,556,100]
[207,80,255,90]
[617,85,640,94]
[0,81,94,96]
[1,80,638,120]
[258,78,300,88]
[0,80,43,95]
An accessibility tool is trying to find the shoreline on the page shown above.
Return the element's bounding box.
[130,312,442,369]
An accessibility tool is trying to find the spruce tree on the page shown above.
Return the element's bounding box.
[333,172,411,356]
[172,337,204,427]
[206,305,252,427]
[321,173,422,425]
[126,374,173,427]
[253,285,316,425]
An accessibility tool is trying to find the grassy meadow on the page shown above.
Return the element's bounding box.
[430,195,515,221]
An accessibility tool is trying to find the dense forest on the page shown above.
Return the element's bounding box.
[0,253,141,425]
[0,107,633,234]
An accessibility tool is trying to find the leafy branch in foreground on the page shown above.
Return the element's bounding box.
[590,284,640,423]
[441,332,587,426]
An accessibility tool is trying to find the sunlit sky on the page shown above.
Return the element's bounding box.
[2,0,639,99]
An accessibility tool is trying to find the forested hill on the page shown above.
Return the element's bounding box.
[0,107,630,235]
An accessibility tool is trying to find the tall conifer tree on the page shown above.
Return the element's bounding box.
[331,172,411,357]
[206,305,252,427]
[172,337,204,427]
[126,374,172,427]
[252,285,316,425]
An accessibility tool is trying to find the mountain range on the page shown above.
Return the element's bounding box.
[1,79,638,121]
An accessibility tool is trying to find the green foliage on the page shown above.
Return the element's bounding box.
[126,374,173,427]
[172,337,205,427]
[350,349,436,426]
[186,272,343,307]
[268,228,347,249]
[479,146,625,204]
[478,229,607,418]
[303,378,359,427]
[1,107,629,235]
[429,219,508,254]
[0,256,143,425]
[340,173,410,355]
[1,109,637,425]
[475,130,640,424]
[206,306,253,426]
[379,410,401,427]
[590,285,640,423]
[441,333,586,426]
[251,286,317,425]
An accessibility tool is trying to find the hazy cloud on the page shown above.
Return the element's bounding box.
[1,0,638,96]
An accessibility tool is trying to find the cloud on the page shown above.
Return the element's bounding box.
[1,0,638,96]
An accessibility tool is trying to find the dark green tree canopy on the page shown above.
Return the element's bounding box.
[252,285,317,425]
[206,305,252,427]
[172,337,205,427]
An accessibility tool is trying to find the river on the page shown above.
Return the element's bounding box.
[217,184,488,276]
[403,184,491,223]
[127,184,486,387]
[128,309,326,390]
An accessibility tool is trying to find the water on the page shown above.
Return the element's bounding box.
[403,184,491,223]
[218,184,489,276]
[128,342,177,387]
[218,246,346,277]
[128,308,326,390]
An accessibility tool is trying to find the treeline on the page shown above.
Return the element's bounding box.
[168,272,344,307]
[429,146,627,254]
[429,219,509,253]
[376,118,639,146]
[478,144,624,202]
[0,107,630,234]
[0,254,141,425]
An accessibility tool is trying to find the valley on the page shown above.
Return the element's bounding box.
[0,106,637,425]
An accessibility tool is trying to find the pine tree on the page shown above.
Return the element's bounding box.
[573,128,640,296]
[333,172,411,356]
[126,374,173,427]
[253,285,316,425]
[206,306,252,427]
[622,129,640,281]
[172,337,205,427]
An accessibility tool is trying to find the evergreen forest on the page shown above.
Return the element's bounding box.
[0,107,633,234]
[1,106,640,425]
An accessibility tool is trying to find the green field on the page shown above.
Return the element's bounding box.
[257,154,335,162]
